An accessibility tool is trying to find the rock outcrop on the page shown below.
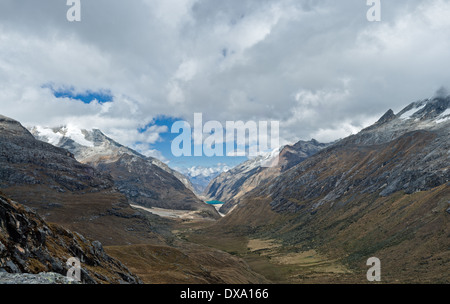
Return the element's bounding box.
[0,192,141,284]
[0,272,78,284]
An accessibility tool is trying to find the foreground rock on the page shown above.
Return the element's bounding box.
[0,192,142,284]
[0,272,78,284]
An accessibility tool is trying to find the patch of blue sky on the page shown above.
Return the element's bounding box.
[139,115,248,170]
[44,84,113,104]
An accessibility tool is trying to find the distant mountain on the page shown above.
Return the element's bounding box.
[189,173,218,195]
[216,96,450,283]
[0,192,141,283]
[204,139,330,213]
[28,126,219,219]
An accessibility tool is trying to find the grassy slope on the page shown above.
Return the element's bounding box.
[182,185,449,284]
[105,241,269,284]
[2,185,168,246]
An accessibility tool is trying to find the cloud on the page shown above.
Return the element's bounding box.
[434,86,449,98]
[1,0,450,159]
[132,143,169,162]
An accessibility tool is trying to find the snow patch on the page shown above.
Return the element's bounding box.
[436,108,450,124]
[33,125,94,148]
[62,125,94,147]
[399,104,427,120]
[33,126,63,146]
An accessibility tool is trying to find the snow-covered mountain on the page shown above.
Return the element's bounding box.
[344,96,450,146]
[179,165,232,195]
[205,96,450,215]
[29,126,194,191]
[28,126,219,218]
[225,95,450,216]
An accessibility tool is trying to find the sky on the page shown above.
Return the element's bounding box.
[0,0,450,175]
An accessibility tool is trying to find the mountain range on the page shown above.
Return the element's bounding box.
[28,126,219,219]
[204,139,330,213]
[207,96,449,283]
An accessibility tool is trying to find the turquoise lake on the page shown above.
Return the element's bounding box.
[206,200,224,205]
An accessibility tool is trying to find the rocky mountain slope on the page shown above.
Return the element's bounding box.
[0,192,141,284]
[0,114,171,245]
[28,126,219,219]
[204,139,329,213]
[213,96,449,283]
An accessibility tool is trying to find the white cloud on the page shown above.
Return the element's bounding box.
[0,0,449,155]
[132,143,169,162]
[311,122,364,144]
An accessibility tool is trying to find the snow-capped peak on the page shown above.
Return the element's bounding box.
[30,125,94,148]
[395,96,449,123]
[61,125,95,147]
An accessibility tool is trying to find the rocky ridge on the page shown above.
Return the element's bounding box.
[266,96,450,206]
